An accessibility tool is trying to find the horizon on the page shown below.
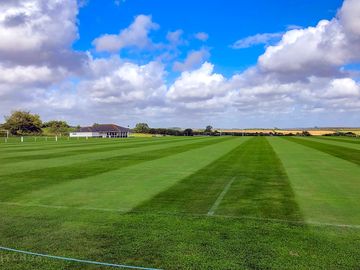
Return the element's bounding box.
[0,0,359,128]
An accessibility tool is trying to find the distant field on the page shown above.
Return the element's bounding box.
[219,128,360,136]
[0,136,359,269]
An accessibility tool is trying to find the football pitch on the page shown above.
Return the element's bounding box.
[0,136,359,269]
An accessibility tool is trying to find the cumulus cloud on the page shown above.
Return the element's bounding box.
[76,56,167,120]
[231,32,282,49]
[173,48,210,72]
[338,0,360,37]
[168,62,225,103]
[0,0,88,118]
[167,29,185,46]
[194,32,209,41]
[1,0,360,127]
[0,0,87,71]
[93,15,159,53]
[259,0,360,80]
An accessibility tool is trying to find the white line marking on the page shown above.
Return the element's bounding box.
[207,177,236,216]
[211,214,360,229]
[1,201,360,229]
[0,246,162,270]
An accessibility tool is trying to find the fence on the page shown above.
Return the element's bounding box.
[0,135,95,144]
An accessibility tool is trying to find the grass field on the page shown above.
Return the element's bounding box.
[0,136,359,269]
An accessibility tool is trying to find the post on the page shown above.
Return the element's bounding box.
[55,136,58,142]
[21,136,24,143]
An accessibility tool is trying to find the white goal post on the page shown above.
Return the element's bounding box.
[0,129,9,138]
[0,129,10,142]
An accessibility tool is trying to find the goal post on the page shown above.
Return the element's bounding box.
[0,129,10,142]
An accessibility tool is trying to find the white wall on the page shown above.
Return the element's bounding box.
[69,131,129,138]
[69,132,100,138]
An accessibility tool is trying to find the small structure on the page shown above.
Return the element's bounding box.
[70,124,130,138]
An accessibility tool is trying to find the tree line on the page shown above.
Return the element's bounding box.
[133,123,220,136]
[1,111,71,136]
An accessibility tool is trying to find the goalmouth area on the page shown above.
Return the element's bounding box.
[0,136,359,269]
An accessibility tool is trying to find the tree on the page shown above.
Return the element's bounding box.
[184,128,193,136]
[3,111,42,135]
[43,120,70,135]
[133,123,150,133]
[205,125,213,133]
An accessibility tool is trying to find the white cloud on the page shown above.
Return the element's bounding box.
[0,0,86,71]
[231,32,282,49]
[93,15,159,53]
[173,48,210,72]
[338,0,360,37]
[1,0,360,127]
[79,56,166,107]
[167,29,185,45]
[0,64,67,86]
[258,0,360,80]
[168,62,226,102]
[194,32,209,41]
[321,78,360,99]
[0,0,87,118]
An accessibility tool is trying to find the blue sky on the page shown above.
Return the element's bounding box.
[74,0,343,76]
[0,0,359,128]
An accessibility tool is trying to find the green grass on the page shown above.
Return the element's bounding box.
[313,136,360,145]
[270,137,360,225]
[0,136,359,269]
[283,137,360,165]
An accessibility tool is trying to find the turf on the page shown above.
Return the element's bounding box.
[299,136,360,151]
[313,136,360,145]
[283,137,360,165]
[0,136,359,269]
[270,137,360,225]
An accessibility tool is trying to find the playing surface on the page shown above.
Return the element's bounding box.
[0,136,359,269]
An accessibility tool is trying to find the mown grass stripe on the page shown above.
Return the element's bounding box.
[0,137,197,165]
[299,136,360,151]
[283,137,360,166]
[0,137,186,155]
[2,202,359,229]
[0,137,233,201]
[133,138,250,214]
[134,137,302,221]
[0,137,217,177]
[313,136,360,145]
[269,137,360,225]
[207,177,236,216]
[215,137,303,220]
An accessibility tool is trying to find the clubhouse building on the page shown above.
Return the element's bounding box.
[70,124,131,138]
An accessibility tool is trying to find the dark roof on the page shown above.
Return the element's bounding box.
[78,124,130,133]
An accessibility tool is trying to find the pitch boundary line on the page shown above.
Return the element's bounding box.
[0,246,161,269]
[1,201,360,229]
[0,246,162,270]
[207,177,236,216]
